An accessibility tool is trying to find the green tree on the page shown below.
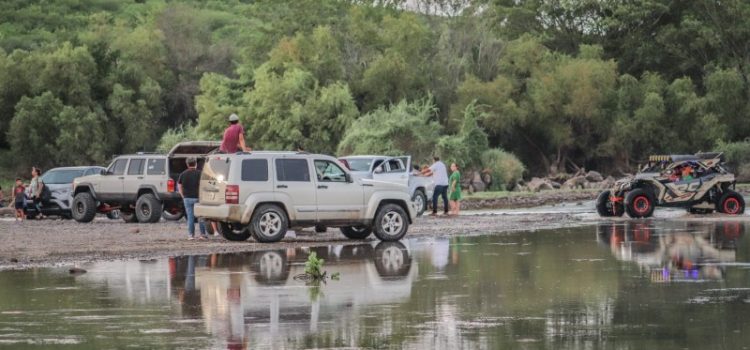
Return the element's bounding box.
[338,98,441,160]
[9,92,64,168]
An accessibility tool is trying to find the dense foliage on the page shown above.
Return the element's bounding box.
[2,0,750,177]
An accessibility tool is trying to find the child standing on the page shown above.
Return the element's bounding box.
[448,163,462,216]
[12,178,26,221]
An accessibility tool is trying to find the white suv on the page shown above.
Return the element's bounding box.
[194,152,417,243]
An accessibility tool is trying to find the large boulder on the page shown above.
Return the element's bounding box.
[470,172,486,192]
[527,177,554,192]
[585,170,604,182]
[562,176,587,190]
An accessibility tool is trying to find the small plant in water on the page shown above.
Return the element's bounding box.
[295,252,340,283]
[304,252,326,279]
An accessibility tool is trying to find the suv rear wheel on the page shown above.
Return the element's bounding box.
[373,204,409,241]
[218,222,251,241]
[250,204,289,243]
[717,190,745,215]
[72,192,97,223]
[340,226,372,240]
[135,193,163,223]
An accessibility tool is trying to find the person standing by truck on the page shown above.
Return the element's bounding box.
[178,157,208,241]
[425,156,449,216]
[29,167,45,219]
[448,162,462,216]
[220,113,251,153]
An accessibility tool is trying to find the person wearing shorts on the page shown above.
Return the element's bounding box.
[12,178,26,221]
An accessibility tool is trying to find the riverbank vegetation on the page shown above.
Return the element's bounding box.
[2,0,750,187]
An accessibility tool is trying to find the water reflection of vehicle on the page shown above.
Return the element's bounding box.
[166,241,416,349]
[596,221,744,282]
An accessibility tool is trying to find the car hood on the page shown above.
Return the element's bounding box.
[73,174,103,185]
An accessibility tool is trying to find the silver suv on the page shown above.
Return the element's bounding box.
[194,152,417,243]
[71,142,219,223]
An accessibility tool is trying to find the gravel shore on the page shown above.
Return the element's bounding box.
[0,209,586,270]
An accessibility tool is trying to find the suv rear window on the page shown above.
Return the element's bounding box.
[147,159,166,175]
[128,159,145,175]
[204,158,231,181]
[275,159,310,182]
[241,159,269,181]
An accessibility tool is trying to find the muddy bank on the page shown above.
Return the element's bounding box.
[460,190,597,210]
[0,211,586,270]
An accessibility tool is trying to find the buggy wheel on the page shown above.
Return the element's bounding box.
[625,189,655,218]
[717,190,745,215]
[596,190,623,217]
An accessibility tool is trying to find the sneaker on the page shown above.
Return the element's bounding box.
[187,237,195,241]
[198,236,208,241]
[429,212,438,217]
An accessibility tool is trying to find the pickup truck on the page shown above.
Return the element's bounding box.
[338,155,434,216]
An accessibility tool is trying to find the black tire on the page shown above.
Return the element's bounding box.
[121,210,138,223]
[717,190,745,215]
[106,210,120,220]
[373,241,412,279]
[250,204,289,243]
[218,222,251,241]
[412,189,427,217]
[340,226,372,240]
[596,190,623,217]
[162,208,184,221]
[72,192,97,223]
[625,189,655,218]
[314,224,327,233]
[135,193,162,223]
[373,204,409,241]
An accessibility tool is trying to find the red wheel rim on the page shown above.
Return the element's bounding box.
[633,196,650,215]
[723,197,741,215]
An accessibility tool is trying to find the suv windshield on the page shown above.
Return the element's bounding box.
[346,159,375,172]
[42,169,85,184]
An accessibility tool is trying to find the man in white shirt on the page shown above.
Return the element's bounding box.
[425,156,450,216]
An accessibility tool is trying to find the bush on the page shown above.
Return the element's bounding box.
[481,148,525,190]
[716,140,750,182]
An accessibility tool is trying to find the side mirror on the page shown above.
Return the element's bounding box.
[345,173,353,183]
[100,169,108,175]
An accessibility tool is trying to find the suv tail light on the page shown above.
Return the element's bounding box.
[226,185,239,204]
[167,178,175,192]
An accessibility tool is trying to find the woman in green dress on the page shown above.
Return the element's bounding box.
[448,162,462,216]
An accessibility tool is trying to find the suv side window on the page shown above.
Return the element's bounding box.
[147,159,166,175]
[241,159,269,181]
[109,159,128,176]
[275,159,310,182]
[386,159,405,173]
[314,160,347,182]
[127,158,145,175]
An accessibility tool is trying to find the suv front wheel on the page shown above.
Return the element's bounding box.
[135,193,163,223]
[250,204,289,243]
[373,204,409,241]
[72,192,97,223]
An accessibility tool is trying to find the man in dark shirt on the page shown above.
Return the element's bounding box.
[178,157,207,240]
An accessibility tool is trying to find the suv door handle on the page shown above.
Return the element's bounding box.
[137,176,144,180]
[362,184,373,187]
[276,185,288,189]
[318,185,328,189]
[118,176,125,180]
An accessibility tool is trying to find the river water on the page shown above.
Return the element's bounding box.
[1,220,749,349]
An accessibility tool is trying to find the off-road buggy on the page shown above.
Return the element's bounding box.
[596,153,745,218]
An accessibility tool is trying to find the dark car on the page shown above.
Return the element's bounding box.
[25,166,106,219]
